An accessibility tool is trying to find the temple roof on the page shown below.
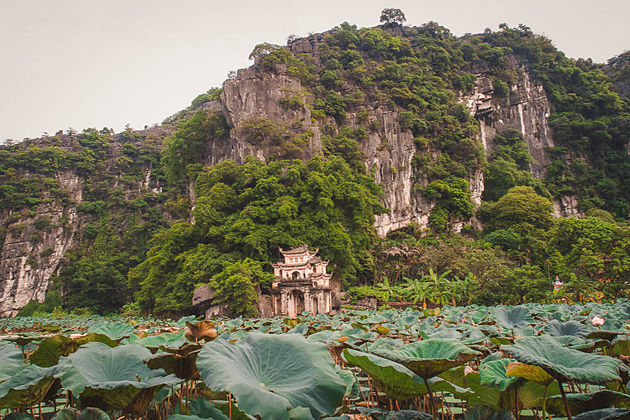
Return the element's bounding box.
[279,245,318,255]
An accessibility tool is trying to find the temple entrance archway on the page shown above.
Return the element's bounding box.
[311,296,319,315]
[288,290,305,317]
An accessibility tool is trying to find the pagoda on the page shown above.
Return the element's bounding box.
[270,245,333,316]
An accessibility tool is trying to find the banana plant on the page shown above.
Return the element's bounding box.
[423,269,451,306]
[401,277,429,306]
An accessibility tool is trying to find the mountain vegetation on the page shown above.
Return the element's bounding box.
[2,12,629,317]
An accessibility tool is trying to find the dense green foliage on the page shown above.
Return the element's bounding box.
[3,17,630,316]
[1,128,167,316]
[129,156,386,315]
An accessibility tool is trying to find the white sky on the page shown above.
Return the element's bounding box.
[1,0,628,142]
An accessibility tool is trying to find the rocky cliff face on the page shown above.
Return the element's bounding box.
[464,67,554,178]
[201,54,566,236]
[0,132,164,316]
[0,172,83,316]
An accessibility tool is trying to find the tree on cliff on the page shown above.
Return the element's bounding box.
[380,8,406,26]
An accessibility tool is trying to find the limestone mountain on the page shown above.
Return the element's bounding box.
[1,20,629,316]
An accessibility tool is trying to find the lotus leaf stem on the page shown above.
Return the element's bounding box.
[422,377,436,416]
[557,380,572,420]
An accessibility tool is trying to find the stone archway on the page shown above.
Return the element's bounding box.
[311,296,319,315]
[287,290,305,317]
[274,297,281,315]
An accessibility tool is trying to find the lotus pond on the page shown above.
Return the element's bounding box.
[0,301,629,420]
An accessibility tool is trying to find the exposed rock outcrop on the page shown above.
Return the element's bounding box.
[463,67,555,178]
[0,172,83,316]
[0,133,162,316]
[213,56,561,236]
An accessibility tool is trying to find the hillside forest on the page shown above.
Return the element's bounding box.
[1,13,629,317]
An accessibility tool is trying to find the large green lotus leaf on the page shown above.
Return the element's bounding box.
[0,364,58,409]
[197,332,345,420]
[0,342,25,381]
[51,407,111,420]
[87,323,136,340]
[502,336,621,384]
[493,306,532,331]
[126,331,188,349]
[545,320,589,337]
[342,349,455,400]
[547,390,630,416]
[479,358,521,391]
[30,334,117,367]
[572,408,630,420]
[372,338,480,378]
[57,342,180,413]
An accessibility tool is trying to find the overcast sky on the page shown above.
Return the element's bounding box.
[1,0,628,142]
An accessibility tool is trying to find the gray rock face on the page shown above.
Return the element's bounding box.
[218,67,323,164]
[216,57,561,236]
[352,108,433,237]
[463,70,555,178]
[0,171,82,316]
[0,158,159,316]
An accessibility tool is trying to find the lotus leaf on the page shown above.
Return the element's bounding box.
[147,350,200,380]
[30,334,117,367]
[586,330,623,341]
[342,349,456,400]
[186,321,218,342]
[505,362,554,386]
[335,365,360,399]
[306,330,342,345]
[286,406,315,420]
[127,331,187,348]
[0,342,25,381]
[613,340,630,356]
[197,332,345,420]
[371,338,480,378]
[493,306,532,331]
[547,390,630,416]
[51,407,111,420]
[479,358,520,391]
[502,336,621,384]
[57,342,180,414]
[87,323,135,340]
[545,320,589,337]
[0,364,58,409]
[572,408,630,420]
